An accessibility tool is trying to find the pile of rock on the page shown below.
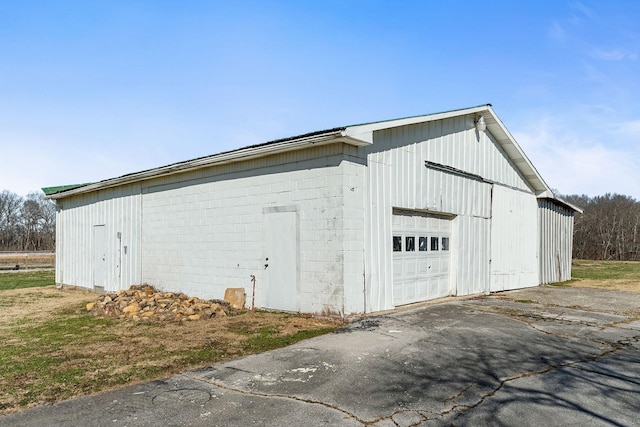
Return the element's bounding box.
[86,284,233,322]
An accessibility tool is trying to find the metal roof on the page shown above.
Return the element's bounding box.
[44,104,577,211]
[41,183,91,196]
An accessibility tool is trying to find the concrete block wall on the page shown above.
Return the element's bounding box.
[140,144,360,314]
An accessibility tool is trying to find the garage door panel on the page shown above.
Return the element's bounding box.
[403,259,417,275]
[393,260,403,278]
[418,259,429,274]
[416,280,428,298]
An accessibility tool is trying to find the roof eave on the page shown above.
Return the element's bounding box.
[540,196,583,213]
[48,129,364,200]
[482,106,554,197]
[343,104,493,139]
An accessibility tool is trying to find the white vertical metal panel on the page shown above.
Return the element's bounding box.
[490,186,539,291]
[340,157,367,314]
[538,199,574,284]
[452,214,490,296]
[55,183,142,292]
[364,153,394,311]
[371,116,526,217]
[364,115,518,310]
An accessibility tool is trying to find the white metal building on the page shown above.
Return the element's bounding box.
[45,104,579,315]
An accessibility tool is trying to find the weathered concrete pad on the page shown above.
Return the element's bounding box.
[1,286,639,427]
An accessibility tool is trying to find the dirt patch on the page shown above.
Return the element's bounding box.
[0,286,95,327]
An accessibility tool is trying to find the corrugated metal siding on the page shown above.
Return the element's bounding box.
[364,156,394,311]
[538,199,574,284]
[452,215,490,296]
[490,186,538,291]
[364,114,520,311]
[55,183,142,292]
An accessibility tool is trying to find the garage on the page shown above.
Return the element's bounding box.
[46,104,579,315]
[392,210,452,305]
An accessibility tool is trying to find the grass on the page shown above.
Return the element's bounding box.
[0,273,342,415]
[571,259,640,281]
[0,270,55,291]
[546,260,640,292]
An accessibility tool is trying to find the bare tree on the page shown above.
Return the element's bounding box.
[0,190,56,251]
[564,193,640,261]
[0,190,23,250]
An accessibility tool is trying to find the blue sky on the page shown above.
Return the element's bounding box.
[1,1,639,200]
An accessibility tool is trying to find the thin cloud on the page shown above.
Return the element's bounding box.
[547,21,567,41]
[513,120,640,200]
[618,120,640,138]
[590,48,638,61]
[568,1,594,23]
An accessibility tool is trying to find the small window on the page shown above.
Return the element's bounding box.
[442,237,450,251]
[406,236,415,252]
[419,236,428,251]
[431,236,439,251]
[393,236,402,252]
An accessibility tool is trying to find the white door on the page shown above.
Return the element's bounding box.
[490,186,539,291]
[392,211,451,305]
[93,225,107,289]
[263,210,298,311]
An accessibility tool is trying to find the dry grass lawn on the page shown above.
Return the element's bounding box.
[564,259,640,292]
[0,275,341,416]
[0,253,54,270]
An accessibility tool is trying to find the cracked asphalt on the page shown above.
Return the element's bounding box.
[2,286,639,427]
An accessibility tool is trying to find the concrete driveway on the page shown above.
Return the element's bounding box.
[2,286,639,426]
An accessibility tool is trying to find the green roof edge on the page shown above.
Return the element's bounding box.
[41,183,92,196]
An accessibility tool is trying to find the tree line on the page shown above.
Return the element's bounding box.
[0,190,56,252]
[563,193,640,261]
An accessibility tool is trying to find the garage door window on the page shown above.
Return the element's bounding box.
[395,234,449,253]
[393,236,402,252]
[442,237,450,251]
[430,236,439,251]
[419,236,428,251]
[406,236,415,251]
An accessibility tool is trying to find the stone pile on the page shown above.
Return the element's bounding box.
[86,284,233,322]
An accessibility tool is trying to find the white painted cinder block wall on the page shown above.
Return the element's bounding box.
[140,144,366,315]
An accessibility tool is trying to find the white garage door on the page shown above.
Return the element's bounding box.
[392,211,452,306]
